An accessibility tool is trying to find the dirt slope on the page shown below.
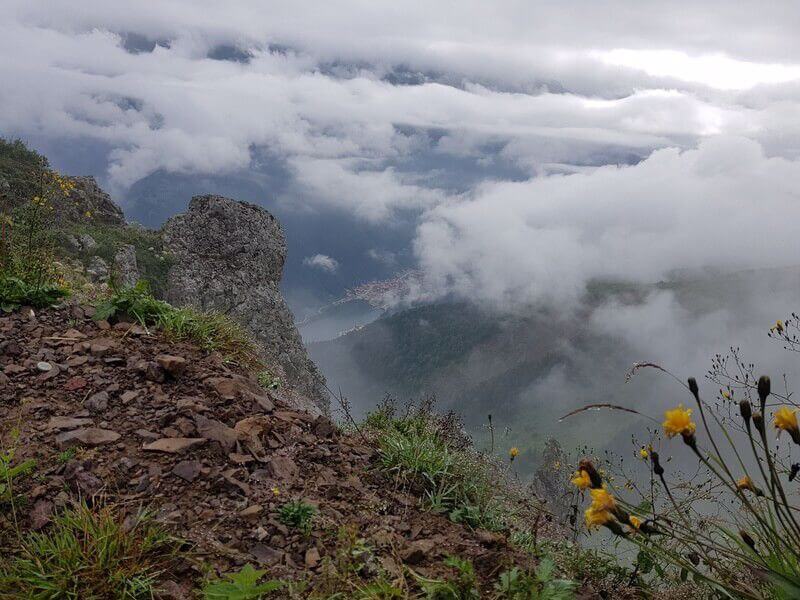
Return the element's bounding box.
[0,305,537,596]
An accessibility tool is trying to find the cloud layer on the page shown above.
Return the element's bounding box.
[3,1,800,308]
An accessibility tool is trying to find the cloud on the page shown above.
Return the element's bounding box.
[413,136,800,308]
[3,0,800,225]
[303,254,339,273]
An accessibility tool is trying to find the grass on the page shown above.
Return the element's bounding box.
[94,281,262,370]
[0,502,180,599]
[277,500,316,536]
[0,275,68,312]
[367,401,517,531]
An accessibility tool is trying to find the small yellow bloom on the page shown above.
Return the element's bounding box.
[629,515,642,529]
[571,469,591,491]
[584,506,613,530]
[776,320,785,333]
[774,407,798,431]
[663,404,696,439]
[722,390,731,400]
[509,447,519,460]
[736,476,759,494]
[638,447,649,460]
[271,486,280,496]
[589,486,616,512]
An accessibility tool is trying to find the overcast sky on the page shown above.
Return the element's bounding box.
[3,1,800,307]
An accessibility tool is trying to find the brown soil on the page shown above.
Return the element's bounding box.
[0,305,550,597]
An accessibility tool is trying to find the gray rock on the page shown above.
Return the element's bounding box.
[79,234,98,252]
[161,195,328,411]
[113,244,139,288]
[86,256,109,282]
[63,176,125,226]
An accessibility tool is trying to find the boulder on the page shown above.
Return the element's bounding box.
[161,195,327,412]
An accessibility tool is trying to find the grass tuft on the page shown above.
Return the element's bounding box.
[0,502,180,599]
[94,281,262,370]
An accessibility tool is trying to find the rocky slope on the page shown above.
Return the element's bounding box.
[0,305,539,596]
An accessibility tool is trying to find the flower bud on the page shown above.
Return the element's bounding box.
[688,377,699,400]
[758,376,770,408]
[740,530,757,552]
[739,399,752,423]
[578,459,604,489]
[650,451,664,476]
[752,412,765,435]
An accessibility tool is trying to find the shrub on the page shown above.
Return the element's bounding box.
[94,282,261,369]
[277,500,316,536]
[415,556,480,599]
[0,503,179,599]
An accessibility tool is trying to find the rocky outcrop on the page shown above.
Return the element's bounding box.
[161,195,328,412]
[61,176,125,226]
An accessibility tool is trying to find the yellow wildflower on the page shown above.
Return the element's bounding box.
[584,506,613,530]
[509,447,519,460]
[663,405,696,439]
[571,469,591,490]
[589,487,616,512]
[638,447,649,460]
[774,407,799,434]
[775,320,785,334]
[736,476,762,496]
[629,515,642,529]
[271,486,280,496]
[722,390,731,400]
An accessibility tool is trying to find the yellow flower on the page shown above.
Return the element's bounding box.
[509,447,519,460]
[721,390,731,400]
[774,407,799,434]
[663,405,696,439]
[776,320,785,333]
[584,506,613,530]
[736,476,759,494]
[589,487,616,512]
[271,486,280,496]
[629,515,642,529]
[638,447,649,460]
[571,469,591,490]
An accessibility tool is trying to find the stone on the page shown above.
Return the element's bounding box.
[113,244,140,288]
[36,361,53,372]
[47,416,93,431]
[194,414,237,450]
[30,499,54,530]
[84,391,109,412]
[4,364,26,375]
[67,355,88,367]
[120,390,139,404]
[86,256,109,282]
[64,376,88,390]
[305,546,321,568]
[239,504,263,520]
[55,427,120,448]
[89,340,114,356]
[312,416,337,438]
[172,460,202,482]
[267,455,298,480]
[156,354,188,377]
[249,543,283,566]
[78,233,98,252]
[142,438,206,454]
[162,195,327,410]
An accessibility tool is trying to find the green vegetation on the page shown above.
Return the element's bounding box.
[277,499,316,536]
[0,138,49,206]
[493,561,577,599]
[59,223,173,297]
[0,444,35,504]
[0,139,71,310]
[94,281,262,369]
[257,369,282,390]
[368,401,517,531]
[0,503,179,599]
[202,564,284,599]
[416,556,480,599]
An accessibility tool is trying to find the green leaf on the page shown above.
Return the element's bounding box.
[202,564,284,600]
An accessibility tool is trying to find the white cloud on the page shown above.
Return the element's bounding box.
[414,136,800,308]
[303,254,339,273]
